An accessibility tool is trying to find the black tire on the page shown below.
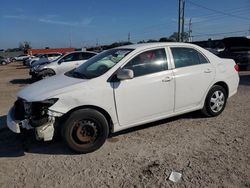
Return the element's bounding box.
[0,61,6,65]
[61,109,109,154]
[38,69,55,79]
[202,85,227,117]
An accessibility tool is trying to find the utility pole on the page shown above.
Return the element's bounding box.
[69,27,72,48]
[178,0,185,42]
[181,0,185,42]
[128,32,131,43]
[188,18,192,42]
[96,38,99,47]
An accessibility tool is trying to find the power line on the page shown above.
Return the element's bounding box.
[192,29,247,37]
[192,11,250,24]
[191,5,250,21]
[192,9,250,24]
[187,0,249,21]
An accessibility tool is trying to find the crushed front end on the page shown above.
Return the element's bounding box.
[7,98,62,141]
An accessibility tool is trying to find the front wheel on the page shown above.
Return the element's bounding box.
[61,109,109,154]
[38,69,55,79]
[202,85,227,117]
[0,61,6,65]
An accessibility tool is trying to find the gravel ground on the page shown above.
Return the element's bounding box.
[0,62,249,187]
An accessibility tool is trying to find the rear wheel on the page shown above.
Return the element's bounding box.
[62,109,109,154]
[202,85,227,117]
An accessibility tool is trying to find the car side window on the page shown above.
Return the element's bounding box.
[82,52,96,60]
[123,48,168,77]
[171,47,208,68]
[61,53,75,62]
[50,53,57,57]
[197,52,209,64]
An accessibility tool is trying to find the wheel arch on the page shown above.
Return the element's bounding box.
[38,68,56,76]
[62,105,114,133]
[213,81,229,98]
[44,68,56,74]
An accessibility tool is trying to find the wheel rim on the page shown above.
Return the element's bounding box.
[71,119,99,146]
[210,90,225,113]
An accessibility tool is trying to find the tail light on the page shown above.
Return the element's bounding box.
[234,64,239,72]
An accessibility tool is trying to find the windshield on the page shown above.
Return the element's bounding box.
[67,48,133,79]
[51,54,64,62]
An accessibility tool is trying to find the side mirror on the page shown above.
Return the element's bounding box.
[58,59,65,64]
[117,69,134,80]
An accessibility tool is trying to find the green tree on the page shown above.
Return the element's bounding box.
[19,41,31,53]
[169,32,189,42]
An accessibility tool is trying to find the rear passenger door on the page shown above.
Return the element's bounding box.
[170,47,215,112]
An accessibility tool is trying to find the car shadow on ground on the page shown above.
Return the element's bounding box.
[239,74,250,86]
[0,128,73,157]
[9,78,34,85]
[110,111,204,138]
[16,66,29,69]
[0,115,7,129]
[0,111,204,157]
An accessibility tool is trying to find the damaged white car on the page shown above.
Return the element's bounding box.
[7,43,239,153]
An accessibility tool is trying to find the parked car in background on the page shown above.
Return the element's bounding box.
[7,43,239,153]
[23,54,41,66]
[14,54,30,61]
[25,53,62,67]
[218,37,250,71]
[0,56,11,65]
[30,51,97,80]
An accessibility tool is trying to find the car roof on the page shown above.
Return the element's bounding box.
[116,42,199,50]
[65,51,97,55]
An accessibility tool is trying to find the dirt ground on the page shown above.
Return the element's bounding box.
[0,62,249,187]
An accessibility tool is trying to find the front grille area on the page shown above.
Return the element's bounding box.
[13,98,50,127]
[14,99,25,120]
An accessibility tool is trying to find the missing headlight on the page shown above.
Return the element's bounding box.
[29,98,58,127]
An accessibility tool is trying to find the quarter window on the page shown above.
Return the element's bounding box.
[123,48,168,77]
[171,47,209,68]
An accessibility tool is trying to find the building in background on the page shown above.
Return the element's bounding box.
[27,48,75,55]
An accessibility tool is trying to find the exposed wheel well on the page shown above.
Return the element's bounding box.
[43,68,56,75]
[63,105,114,133]
[213,81,229,98]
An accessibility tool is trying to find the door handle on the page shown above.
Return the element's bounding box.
[204,69,212,73]
[162,76,173,82]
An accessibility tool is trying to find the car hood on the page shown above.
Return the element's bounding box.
[17,74,87,102]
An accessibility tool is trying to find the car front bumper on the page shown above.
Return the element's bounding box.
[7,106,55,141]
[7,107,21,133]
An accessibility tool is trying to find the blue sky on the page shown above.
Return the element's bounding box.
[0,0,249,49]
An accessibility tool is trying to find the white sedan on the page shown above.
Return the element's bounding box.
[30,51,97,80]
[7,42,239,153]
[14,54,31,61]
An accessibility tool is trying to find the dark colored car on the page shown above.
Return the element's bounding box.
[218,37,250,71]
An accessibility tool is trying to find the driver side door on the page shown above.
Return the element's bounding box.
[113,48,175,127]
